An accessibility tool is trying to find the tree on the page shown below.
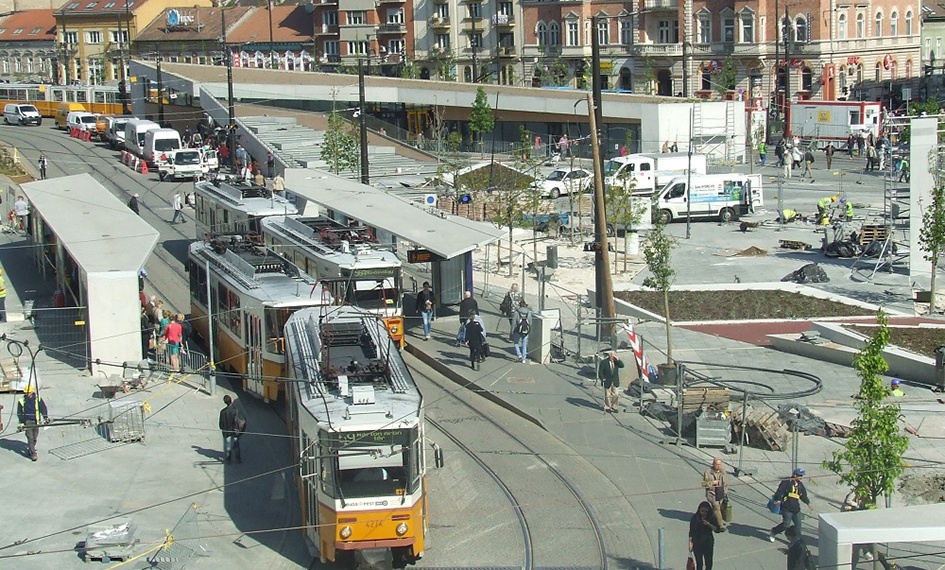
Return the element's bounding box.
[642,214,677,363]
[400,56,421,80]
[823,310,908,509]
[469,86,495,153]
[714,57,737,98]
[485,166,534,277]
[918,160,945,313]
[605,176,647,272]
[321,110,358,175]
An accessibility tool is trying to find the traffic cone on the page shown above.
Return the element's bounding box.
[70,127,76,138]
[120,151,127,165]
[84,130,91,142]
[138,160,148,174]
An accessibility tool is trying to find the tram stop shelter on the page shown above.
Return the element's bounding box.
[818,502,945,568]
[21,173,159,374]
[285,169,504,306]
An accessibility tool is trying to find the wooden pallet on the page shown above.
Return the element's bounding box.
[731,405,790,451]
[681,387,730,414]
[779,239,812,251]
[859,224,890,245]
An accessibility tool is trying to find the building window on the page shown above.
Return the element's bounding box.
[29,27,41,35]
[324,11,337,26]
[891,61,897,80]
[856,13,864,38]
[388,39,404,55]
[63,31,78,45]
[698,14,711,43]
[801,67,812,90]
[549,22,560,45]
[723,16,735,42]
[387,9,403,24]
[347,11,365,25]
[875,12,882,37]
[796,16,807,42]
[499,2,512,17]
[25,57,32,73]
[939,38,943,60]
[537,22,547,46]
[567,20,579,46]
[890,11,898,36]
[324,40,339,55]
[348,41,367,55]
[856,64,863,82]
[597,19,608,45]
[620,18,632,45]
[110,30,128,43]
[875,62,881,81]
[905,59,912,78]
[66,2,79,8]
[87,30,104,44]
[467,3,480,18]
[658,20,671,43]
[837,13,847,40]
[927,38,932,60]
[905,11,913,35]
[470,32,482,49]
[12,28,23,35]
[741,13,753,43]
[434,5,447,19]
[435,33,450,50]
[701,71,711,90]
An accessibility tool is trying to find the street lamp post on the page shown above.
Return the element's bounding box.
[749,67,762,169]
[156,55,164,126]
[221,7,236,174]
[268,0,275,70]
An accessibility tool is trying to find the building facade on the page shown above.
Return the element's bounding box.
[54,0,213,86]
[0,10,58,83]
[135,6,253,66]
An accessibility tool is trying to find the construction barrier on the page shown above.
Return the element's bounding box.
[70,127,77,138]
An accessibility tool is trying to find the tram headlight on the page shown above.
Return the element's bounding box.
[395,522,408,536]
[339,525,353,540]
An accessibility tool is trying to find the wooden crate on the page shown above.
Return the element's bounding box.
[858,225,890,246]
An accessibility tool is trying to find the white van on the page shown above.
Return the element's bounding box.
[604,153,709,195]
[654,173,762,224]
[158,149,208,181]
[105,116,131,149]
[143,128,182,164]
[67,111,98,132]
[123,118,159,157]
[3,103,42,126]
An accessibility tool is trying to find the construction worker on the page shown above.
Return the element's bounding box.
[17,384,48,461]
[889,378,905,397]
[841,198,854,221]
[816,196,833,224]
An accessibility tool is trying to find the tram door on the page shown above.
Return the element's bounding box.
[244,313,264,398]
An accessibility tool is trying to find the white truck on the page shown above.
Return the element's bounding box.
[604,152,709,196]
[654,173,762,224]
[143,128,182,165]
[158,149,209,181]
[787,100,882,148]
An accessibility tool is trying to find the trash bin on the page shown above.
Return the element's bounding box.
[546,245,558,269]
[935,345,945,391]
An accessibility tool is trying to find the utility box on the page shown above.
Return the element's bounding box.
[695,411,731,449]
[935,345,945,390]
[527,310,559,364]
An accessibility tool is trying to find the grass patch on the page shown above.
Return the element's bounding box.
[846,325,944,359]
[614,289,876,321]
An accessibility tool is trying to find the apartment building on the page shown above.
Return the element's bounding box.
[0,10,58,83]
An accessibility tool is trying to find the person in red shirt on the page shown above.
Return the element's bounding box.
[163,315,183,373]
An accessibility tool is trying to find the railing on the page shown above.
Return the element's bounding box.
[378,22,406,33]
[630,44,683,56]
[429,16,451,27]
[642,0,678,9]
[492,14,514,25]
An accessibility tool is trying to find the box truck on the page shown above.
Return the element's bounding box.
[604,152,708,195]
[654,173,762,223]
[143,128,182,165]
[787,100,881,148]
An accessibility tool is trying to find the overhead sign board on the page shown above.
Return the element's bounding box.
[407,249,445,263]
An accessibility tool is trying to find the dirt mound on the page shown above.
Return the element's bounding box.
[900,472,945,504]
[734,246,768,257]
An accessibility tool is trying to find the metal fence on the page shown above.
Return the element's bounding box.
[31,305,90,370]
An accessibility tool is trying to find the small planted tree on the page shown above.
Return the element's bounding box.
[823,310,909,508]
[605,177,646,272]
[469,86,495,155]
[321,110,358,175]
[642,214,677,364]
[714,57,738,98]
[918,153,945,313]
[487,167,533,277]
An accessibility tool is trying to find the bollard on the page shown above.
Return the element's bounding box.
[657,527,665,569]
[208,362,216,396]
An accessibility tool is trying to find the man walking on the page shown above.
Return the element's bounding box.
[702,457,730,531]
[803,147,815,180]
[128,193,140,215]
[501,283,524,338]
[219,395,245,464]
[267,152,275,179]
[824,142,835,170]
[415,282,435,340]
[598,351,624,413]
[512,299,533,363]
[272,173,286,194]
[457,290,479,345]
[37,154,48,179]
[171,192,186,224]
[17,384,48,461]
[14,195,28,232]
[769,468,813,542]
[757,140,767,166]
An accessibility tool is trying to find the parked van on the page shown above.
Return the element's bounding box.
[66,111,98,132]
[158,149,209,181]
[654,173,762,224]
[123,118,159,157]
[104,116,131,149]
[143,128,182,164]
[3,103,42,126]
[55,102,87,130]
[604,152,709,195]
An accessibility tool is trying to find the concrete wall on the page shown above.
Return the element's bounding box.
[909,117,938,290]
[86,271,142,375]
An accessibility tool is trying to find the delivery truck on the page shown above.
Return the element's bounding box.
[604,152,708,195]
[654,173,762,224]
[787,100,881,148]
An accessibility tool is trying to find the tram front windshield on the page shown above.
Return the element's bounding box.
[337,450,408,498]
[348,278,399,311]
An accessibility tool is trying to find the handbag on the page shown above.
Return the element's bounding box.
[686,555,695,570]
[767,495,782,515]
[722,499,733,522]
[482,342,490,358]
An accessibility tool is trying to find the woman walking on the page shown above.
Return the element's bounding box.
[464,311,485,370]
[689,501,721,570]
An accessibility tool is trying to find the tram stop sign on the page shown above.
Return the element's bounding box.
[407,249,446,263]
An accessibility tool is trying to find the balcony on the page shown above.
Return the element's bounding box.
[312,23,339,36]
[378,22,406,33]
[432,0,448,4]
[492,14,514,27]
[500,45,517,56]
[462,18,485,32]
[641,0,678,11]
[429,16,451,29]
[378,0,404,3]
[630,43,683,56]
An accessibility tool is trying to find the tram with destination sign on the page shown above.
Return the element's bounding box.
[193,176,297,240]
[262,215,404,347]
[187,236,329,402]
[284,306,427,568]
[0,83,124,117]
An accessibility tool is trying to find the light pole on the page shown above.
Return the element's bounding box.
[120,0,132,114]
[358,58,369,184]
[221,7,236,174]
[749,67,762,170]
[267,0,275,70]
[156,54,164,126]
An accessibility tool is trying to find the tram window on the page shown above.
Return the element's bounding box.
[264,307,293,354]
[52,89,64,102]
[76,90,88,103]
[94,91,105,103]
[217,283,241,335]
[189,262,207,305]
[337,462,407,498]
[351,279,399,310]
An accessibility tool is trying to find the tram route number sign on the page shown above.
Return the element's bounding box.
[333,429,407,445]
[407,249,445,263]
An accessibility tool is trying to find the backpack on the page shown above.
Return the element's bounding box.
[515,316,530,336]
[499,293,512,316]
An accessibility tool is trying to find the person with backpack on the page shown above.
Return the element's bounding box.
[501,283,523,339]
[219,395,246,464]
[769,468,813,542]
[512,299,532,363]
